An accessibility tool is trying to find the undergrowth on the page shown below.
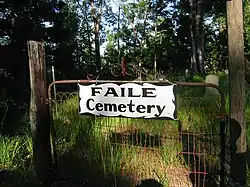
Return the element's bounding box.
[0,73,250,187]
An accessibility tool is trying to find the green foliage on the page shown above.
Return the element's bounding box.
[0,137,23,170]
[1,79,250,185]
[2,0,250,185]
[244,0,250,55]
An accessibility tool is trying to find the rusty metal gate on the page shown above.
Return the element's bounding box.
[48,80,226,187]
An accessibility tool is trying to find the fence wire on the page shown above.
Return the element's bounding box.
[50,84,225,187]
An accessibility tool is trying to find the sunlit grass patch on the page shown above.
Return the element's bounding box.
[0,133,35,186]
[50,95,198,186]
[0,136,24,170]
[2,79,249,186]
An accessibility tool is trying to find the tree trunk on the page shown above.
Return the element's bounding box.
[90,0,102,73]
[84,2,93,71]
[154,19,157,75]
[117,0,121,63]
[133,20,137,61]
[189,0,198,72]
[189,0,205,74]
[196,0,205,74]
[94,23,101,72]
[143,2,149,46]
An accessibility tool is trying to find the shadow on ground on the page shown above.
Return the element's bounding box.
[0,115,232,187]
[109,130,165,148]
[52,117,170,187]
[52,117,134,187]
[135,179,163,187]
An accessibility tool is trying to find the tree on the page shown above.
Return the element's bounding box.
[0,0,65,105]
[89,0,103,73]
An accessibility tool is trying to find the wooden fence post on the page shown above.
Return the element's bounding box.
[227,0,246,185]
[27,41,53,185]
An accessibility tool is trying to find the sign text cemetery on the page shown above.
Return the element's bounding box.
[79,83,176,119]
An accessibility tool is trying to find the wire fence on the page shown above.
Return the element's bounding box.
[48,81,227,187]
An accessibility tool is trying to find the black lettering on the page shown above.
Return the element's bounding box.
[121,87,125,97]
[136,105,146,113]
[142,88,156,97]
[155,105,166,117]
[104,103,117,112]
[91,87,102,96]
[86,99,95,111]
[147,105,155,113]
[96,103,103,111]
[118,104,126,112]
[104,87,119,97]
[128,88,141,97]
[127,100,135,112]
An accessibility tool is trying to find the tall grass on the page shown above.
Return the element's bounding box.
[0,136,23,170]
[50,83,226,186]
[0,73,250,186]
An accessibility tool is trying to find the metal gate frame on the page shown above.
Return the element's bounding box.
[47,80,227,186]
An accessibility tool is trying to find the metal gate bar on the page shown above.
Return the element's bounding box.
[47,80,226,186]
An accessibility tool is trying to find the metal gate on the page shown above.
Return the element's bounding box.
[48,80,226,187]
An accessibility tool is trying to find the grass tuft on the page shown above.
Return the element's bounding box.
[0,136,23,170]
[1,74,250,186]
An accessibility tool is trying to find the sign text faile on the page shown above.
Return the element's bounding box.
[78,83,176,119]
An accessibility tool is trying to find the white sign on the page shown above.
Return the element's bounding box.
[78,83,176,119]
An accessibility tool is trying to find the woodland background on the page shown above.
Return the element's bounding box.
[1,0,250,133]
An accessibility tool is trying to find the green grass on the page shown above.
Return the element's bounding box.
[48,86,223,186]
[0,134,35,186]
[0,73,250,186]
[0,136,24,170]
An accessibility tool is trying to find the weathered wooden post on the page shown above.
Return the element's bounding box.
[226,0,246,185]
[27,41,53,185]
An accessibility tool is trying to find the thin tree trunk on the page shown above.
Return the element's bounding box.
[143,2,149,47]
[189,0,197,72]
[196,0,205,74]
[154,13,157,75]
[83,2,93,71]
[90,0,102,73]
[117,0,121,63]
[94,23,101,72]
[154,23,157,74]
[133,19,137,60]
[141,1,149,73]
